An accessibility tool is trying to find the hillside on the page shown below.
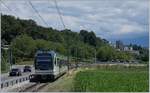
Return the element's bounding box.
[1,14,109,62]
[2,14,141,67]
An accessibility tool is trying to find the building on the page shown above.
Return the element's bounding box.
[130,50,140,55]
[116,40,124,51]
[124,46,133,51]
[109,41,116,48]
[124,45,139,55]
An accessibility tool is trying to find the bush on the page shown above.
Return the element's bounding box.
[1,56,10,73]
[11,34,36,60]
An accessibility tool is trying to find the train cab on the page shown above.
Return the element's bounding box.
[29,50,67,82]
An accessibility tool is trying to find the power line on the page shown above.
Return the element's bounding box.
[54,0,66,29]
[53,0,68,70]
[0,0,19,17]
[28,0,48,27]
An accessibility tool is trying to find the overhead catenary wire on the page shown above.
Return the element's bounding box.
[54,0,66,29]
[28,0,49,27]
[53,0,69,70]
[0,0,19,17]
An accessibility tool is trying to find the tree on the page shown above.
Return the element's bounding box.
[97,46,111,61]
[11,34,36,61]
[97,45,133,61]
[35,39,52,50]
[79,30,97,46]
[3,14,135,63]
[1,49,10,72]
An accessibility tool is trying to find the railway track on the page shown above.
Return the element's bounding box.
[19,83,49,92]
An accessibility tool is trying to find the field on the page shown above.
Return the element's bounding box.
[73,66,149,92]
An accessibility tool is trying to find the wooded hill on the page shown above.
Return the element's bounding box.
[1,14,133,63]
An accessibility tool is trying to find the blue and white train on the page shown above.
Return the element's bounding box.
[30,50,68,82]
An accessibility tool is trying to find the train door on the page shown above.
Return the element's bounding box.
[54,56,59,75]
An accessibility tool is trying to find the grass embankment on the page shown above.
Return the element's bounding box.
[1,62,10,73]
[1,69,9,74]
[46,69,81,92]
[73,66,149,92]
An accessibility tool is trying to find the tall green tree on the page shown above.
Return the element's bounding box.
[11,34,36,61]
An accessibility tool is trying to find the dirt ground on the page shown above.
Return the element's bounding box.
[39,68,82,92]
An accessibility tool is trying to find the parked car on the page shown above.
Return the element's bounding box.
[111,60,115,62]
[9,68,22,76]
[120,60,124,63]
[23,66,32,72]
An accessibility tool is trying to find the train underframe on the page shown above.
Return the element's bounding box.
[29,72,66,82]
[29,74,55,82]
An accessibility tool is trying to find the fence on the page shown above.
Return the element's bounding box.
[1,75,31,89]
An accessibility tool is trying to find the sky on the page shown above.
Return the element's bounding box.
[0,0,149,47]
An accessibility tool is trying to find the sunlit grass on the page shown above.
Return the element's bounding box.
[73,66,149,92]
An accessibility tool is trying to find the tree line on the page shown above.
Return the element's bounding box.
[1,14,136,64]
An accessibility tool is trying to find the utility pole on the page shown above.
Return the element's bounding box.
[67,31,70,71]
[94,48,96,63]
[67,44,69,71]
[94,42,97,63]
[75,48,78,68]
[9,48,13,69]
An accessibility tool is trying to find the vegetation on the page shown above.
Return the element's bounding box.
[1,14,106,63]
[96,45,133,61]
[15,61,34,65]
[73,66,149,92]
[1,49,10,73]
[139,48,149,62]
[1,14,148,68]
[130,44,149,62]
[47,69,78,92]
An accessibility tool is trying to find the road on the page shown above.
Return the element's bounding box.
[1,65,33,82]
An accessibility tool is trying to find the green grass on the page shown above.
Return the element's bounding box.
[1,70,9,73]
[47,69,80,92]
[73,66,149,92]
[1,58,10,73]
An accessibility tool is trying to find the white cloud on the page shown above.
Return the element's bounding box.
[1,0,149,42]
[117,24,143,35]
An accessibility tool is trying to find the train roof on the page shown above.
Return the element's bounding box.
[36,50,55,54]
[35,50,56,55]
[35,50,67,60]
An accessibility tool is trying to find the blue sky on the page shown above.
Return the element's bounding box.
[0,0,149,47]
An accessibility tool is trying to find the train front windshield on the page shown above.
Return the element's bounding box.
[35,53,53,70]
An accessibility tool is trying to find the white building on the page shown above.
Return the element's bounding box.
[124,46,133,51]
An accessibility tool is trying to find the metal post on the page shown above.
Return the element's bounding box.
[67,33,70,71]
[67,48,69,70]
[94,48,96,63]
[8,48,12,70]
[75,48,78,68]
